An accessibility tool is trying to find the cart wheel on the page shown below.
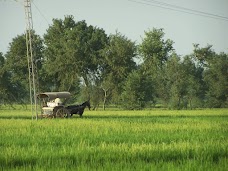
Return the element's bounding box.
[56,108,69,118]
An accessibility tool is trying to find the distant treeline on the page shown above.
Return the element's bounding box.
[0,16,227,109]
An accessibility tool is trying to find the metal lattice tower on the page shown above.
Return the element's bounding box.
[24,0,38,120]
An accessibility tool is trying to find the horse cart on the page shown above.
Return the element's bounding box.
[37,91,71,118]
[37,91,91,118]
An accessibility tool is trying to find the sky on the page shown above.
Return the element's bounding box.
[1,0,228,56]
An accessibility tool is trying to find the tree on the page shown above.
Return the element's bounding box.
[0,52,9,105]
[43,16,108,96]
[164,54,188,109]
[100,32,137,106]
[138,28,174,106]
[158,53,205,109]
[193,44,228,108]
[100,80,112,110]
[182,55,202,109]
[121,69,154,109]
[3,31,43,103]
[193,44,214,67]
[139,28,174,70]
[203,53,228,107]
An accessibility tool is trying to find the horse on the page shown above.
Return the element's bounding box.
[66,100,91,117]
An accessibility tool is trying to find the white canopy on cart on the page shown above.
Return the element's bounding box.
[37,92,71,101]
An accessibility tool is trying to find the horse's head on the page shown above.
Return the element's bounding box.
[87,100,91,110]
[85,100,91,110]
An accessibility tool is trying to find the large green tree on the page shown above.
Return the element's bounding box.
[193,44,228,108]
[138,28,174,105]
[43,15,108,97]
[164,54,201,109]
[3,31,43,103]
[100,32,137,106]
[182,55,203,109]
[139,28,173,70]
[203,53,228,107]
[121,69,154,109]
[165,54,188,109]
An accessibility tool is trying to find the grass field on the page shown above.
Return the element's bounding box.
[0,107,227,170]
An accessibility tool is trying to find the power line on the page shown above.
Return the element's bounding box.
[128,0,228,21]
[145,0,228,20]
[31,1,50,25]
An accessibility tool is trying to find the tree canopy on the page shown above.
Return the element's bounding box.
[43,15,108,93]
[1,31,43,105]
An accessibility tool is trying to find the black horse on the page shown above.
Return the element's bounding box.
[66,100,91,117]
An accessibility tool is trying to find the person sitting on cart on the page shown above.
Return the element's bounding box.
[47,98,62,107]
[54,98,62,106]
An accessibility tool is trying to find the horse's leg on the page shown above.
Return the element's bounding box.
[79,110,84,118]
[79,111,83,117]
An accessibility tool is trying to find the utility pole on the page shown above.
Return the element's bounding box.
[24,0,38,120]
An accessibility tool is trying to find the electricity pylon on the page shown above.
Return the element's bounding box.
[24,0,38,120]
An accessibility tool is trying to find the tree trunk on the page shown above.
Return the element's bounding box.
[102,87,109,110]
[178,96,181,110]
[103,89,107,110]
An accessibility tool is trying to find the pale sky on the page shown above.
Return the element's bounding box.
[1,0,228,56]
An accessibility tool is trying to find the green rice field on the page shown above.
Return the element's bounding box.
[0,108,228,170]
